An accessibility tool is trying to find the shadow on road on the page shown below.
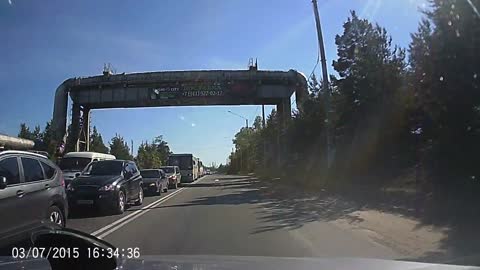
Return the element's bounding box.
[216,176,253,181]
[68,207,119,219]
[142,176,363,235]
[184,180,254,188]
[120,174,480,264]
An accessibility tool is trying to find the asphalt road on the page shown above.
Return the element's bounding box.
[68,174,400,258]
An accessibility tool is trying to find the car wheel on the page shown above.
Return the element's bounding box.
[156,184,161,196]
[134,187,144,206]
[47,205,65,227]
[115,190,126,214]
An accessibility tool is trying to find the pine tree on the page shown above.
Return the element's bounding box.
[90,126,109,154]
[18,123,34,140]
[109,134,133,160]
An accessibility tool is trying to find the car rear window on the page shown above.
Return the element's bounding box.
[140,170,160,178]
[160,167,174,173]
[83,161,123,176]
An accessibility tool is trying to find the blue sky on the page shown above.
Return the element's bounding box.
[1,0,426,166]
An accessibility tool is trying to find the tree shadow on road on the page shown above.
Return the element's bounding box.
[68,207,118,219]
[125,174,480,265]
[182,181,252,188]
[248,181,363,234]
[151,176,364,234]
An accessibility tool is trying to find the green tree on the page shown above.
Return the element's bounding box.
[40,120,56,156]
[90,126,109,153]
[18,123,34,140]
[136,136,171,169]
[109,134,133,160]
[410,0,480,179]
[331,10,407,177]
[136,142,161,169]
[152,136,171,165]
[32,125,42,141]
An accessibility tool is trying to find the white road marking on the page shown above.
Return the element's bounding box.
[215,179,219,182]
[91,188,184,237]
[96,188,186,239]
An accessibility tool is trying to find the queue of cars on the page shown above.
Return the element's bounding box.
[0,149,198,250]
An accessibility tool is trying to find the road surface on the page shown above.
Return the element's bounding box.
[68,175,401,258]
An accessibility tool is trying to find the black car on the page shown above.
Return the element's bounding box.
[0,150,68,248]
[67,160,143,214]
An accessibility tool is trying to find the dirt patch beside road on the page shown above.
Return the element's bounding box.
[332,209,448,259]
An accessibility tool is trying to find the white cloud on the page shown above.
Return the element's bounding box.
[8,0,12,5]
[191,123,196,127]
[179,115,185,121]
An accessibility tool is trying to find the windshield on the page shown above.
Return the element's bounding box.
[58,157,92,171]
[140,170,160,178]
[3,0,480,266]
[82,161,123,176]
[160,167,174,173]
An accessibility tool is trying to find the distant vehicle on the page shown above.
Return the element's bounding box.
[140,169,168,195]
[0,150,68,247]
[205,169,211,175]
[198,161,204,177]
[168,154,198,183]
[67,160,143,214]
[58,152,115,185]
[160,166,181,188]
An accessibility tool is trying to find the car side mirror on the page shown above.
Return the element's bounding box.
[0,176,7,189]
[75,172,81,178]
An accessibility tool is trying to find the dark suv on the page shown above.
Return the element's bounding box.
[67,160,143,214]
[0,151,68,246]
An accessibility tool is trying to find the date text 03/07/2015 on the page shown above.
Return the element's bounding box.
[11,247,141,259]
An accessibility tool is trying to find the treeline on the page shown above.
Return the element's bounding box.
[227,0,480,194]
[17,122,171,169]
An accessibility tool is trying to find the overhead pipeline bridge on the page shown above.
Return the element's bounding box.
[51,68,308,160]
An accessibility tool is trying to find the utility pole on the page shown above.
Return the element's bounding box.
[131,140,134,157]
[228,110,249,128]
[262,104,267,170]
[262,105,266,128]
[312,0,332,167]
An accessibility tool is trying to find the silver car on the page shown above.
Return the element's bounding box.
[140,169,168,195]
[0,151,68,248]
[160,166,181,189]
